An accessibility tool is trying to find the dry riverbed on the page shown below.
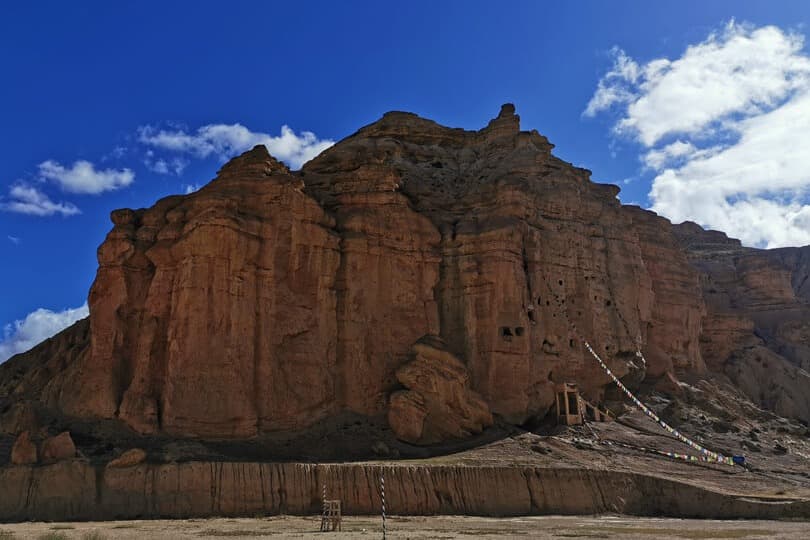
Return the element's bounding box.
[1,515,809,539]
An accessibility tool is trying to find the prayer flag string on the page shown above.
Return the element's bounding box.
[584,340,735,466]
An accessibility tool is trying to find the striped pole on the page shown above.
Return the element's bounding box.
[380,472,386,539]
[321,483,326,532]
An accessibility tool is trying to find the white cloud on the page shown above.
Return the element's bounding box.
[7,235,20,245]
[642,140,698,170]
[138,123,334,170]
[586,21,810,248]
[589,22,810,146]
[0,184,80,217]
[183,183,202,194]
[584,47,641,117]
[39,160,135,194]
[144,152,189,176]
[0,303,89,363]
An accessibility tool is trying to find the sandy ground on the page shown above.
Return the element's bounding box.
[1,515,809,540]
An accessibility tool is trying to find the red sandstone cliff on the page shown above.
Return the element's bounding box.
[1,104,809,450]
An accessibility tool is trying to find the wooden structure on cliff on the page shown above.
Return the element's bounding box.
[555,383,613,426]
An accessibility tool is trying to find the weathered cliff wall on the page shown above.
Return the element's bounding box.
[674,223,810,421]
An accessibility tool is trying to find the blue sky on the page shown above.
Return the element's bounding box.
[2,1,810,360]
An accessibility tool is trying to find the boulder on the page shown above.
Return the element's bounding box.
[40,431,76,463]
[10,431,37,465]
[389,337,493,445]
[107,448,147,468]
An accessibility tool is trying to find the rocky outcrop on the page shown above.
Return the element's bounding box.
[0,104,808,448]
[302,105,659,424]
[44,149,342,438]
[388,337,492,444]
[10,431,36,465]
[40,431,76,463]
[0,104,658,439]
[0,460,807,522]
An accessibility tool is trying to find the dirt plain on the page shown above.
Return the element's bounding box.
[2,515,810,540]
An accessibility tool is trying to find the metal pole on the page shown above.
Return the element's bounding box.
[321,483,326,532]
[380,472,386,539]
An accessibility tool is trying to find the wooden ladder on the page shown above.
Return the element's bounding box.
[320,499,342,532]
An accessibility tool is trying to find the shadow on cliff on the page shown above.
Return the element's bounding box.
[3,404,522,466]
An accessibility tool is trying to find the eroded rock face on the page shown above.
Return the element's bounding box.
[0,104,809,444]
[388,336,492,444]
[302,105,660,423]
[674,223,810,422]
[2,461,808,522]
[51,149,342,438]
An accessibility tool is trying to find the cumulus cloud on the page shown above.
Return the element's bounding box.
[0,184,80,217]
[7,235,20,245]
[583,47,641,117]
[585,21,810,248]
[642,140,699,170]
[39,160,135,194]
[138,123,334,170]
[183,183,202,194]
[0,303,89,362]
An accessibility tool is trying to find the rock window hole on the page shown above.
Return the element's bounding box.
[569,338,576,348]
[605,300,612,307]
[515,327,525,337]
[501,327,513,338]
[528,310,536,322]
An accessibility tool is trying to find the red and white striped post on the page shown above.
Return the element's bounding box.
[380,471,386,539]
